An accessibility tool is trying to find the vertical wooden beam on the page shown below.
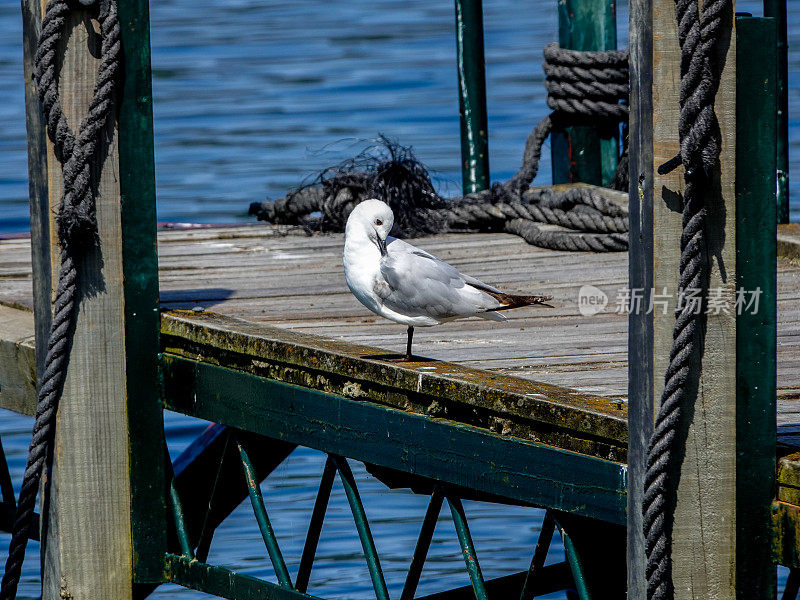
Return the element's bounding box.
[655,3,738,594]
[551,0,618,187]
[628,0,755,598]
[735,16,777,598]
[626,0,654,596]
[20,0,163,597]
[454,0,490,194]
[21,0,51,377]
[36,8,133,598]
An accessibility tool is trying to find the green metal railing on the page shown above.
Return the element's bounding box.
[162,424,588,600]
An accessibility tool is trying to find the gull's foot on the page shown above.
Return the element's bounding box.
[385,354,414,363]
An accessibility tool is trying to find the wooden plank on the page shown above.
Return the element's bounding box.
[0,305,36,417]
[4,228,800,405]
[20,0,51,378]
[648,0,738,597]
[160,310,629,461]
[778,223,800,260]
[27,5,134,599]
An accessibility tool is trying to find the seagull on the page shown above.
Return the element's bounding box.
[343,199,552,361]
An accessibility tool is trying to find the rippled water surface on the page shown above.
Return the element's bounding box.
[0,0,798,597]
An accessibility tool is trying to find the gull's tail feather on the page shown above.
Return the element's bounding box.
[483,290,553,311]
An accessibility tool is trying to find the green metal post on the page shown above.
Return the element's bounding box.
[763,0,789,223]
[296,457,336,593]
[332,456,390,600]
[447,495,489,600]
[117,0,166,583]
[237,440,293,589]
[557,522,591,600]
[401,488,444,600]
[551,0,618,186]
[736,16,778,599]
[454,0,490,194]
[168,478,195,560]
[520,511,556,600]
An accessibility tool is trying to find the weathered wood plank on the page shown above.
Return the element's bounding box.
[160,310,629,461]
[0,305,36,417]
[626,0,655,591]
[26,5,134,598]
[3,227,800,404]
[647,0,739,596]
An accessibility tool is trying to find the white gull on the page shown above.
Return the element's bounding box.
[343,199,552,361]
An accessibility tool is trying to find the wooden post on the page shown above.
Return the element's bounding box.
[626,0,654,596]
[628,2,778,598]
[20,0,164,597]
[551,0,618,187]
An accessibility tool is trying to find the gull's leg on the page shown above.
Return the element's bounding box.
[405,326,414,361]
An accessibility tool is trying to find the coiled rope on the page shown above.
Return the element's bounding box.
[641,0,730,597]
[251,44,630,252]
[0,0,120,597]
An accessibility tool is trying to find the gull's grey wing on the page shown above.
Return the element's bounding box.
[378,238,499,320]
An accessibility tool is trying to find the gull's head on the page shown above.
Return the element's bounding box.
[345,199,394,255]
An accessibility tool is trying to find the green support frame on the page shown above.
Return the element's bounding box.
[763,0,789,223]
[117,0,167,583]
[736,16,778,598]
[160,354,628,525]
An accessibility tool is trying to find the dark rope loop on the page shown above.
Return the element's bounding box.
[252,45,631,252]
[543,43,629,121]
[642,0,731,598]
[0,0,120,598]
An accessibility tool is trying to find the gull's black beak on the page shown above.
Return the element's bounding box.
[376,236,387,256]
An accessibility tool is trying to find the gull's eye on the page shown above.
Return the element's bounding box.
[375,219,383,226]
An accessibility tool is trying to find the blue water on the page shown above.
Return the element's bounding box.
[0,0,798,597]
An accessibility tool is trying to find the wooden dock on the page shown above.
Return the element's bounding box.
[3,224,799,404]
[2,224,799,447]
[1,0,796,595]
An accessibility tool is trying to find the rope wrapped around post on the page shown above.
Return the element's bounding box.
[641,0,731,597]
[0,0,120,597]
[251,44,630,252]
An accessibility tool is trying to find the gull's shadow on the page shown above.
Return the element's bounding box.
[160,288,235,310]
[359,353,437,363]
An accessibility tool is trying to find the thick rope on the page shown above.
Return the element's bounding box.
[0,0,120,597]
[641,0,730,597]
[251,45,630,252]
[543,43,629,121]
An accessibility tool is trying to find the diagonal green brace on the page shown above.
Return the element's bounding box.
[447,495,488,600]
[332,455,390,600]
[237,438,293,589]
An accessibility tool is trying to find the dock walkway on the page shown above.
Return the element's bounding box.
[2,225,800,559]
[4,224,799,402]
